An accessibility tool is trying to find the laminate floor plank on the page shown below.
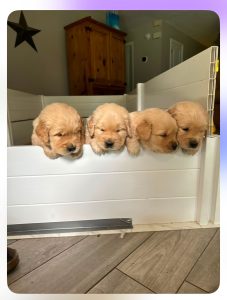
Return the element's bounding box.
[187,229,220,293]
[9,232,151,294]
[8,235,86,284]
[118,228,217,293]
[7,239,17,245]
[178,281,207,293]
[88,269,152,294]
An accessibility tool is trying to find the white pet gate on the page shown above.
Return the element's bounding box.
[7,46,220,237]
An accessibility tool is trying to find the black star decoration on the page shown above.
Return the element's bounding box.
[7,11,41,52]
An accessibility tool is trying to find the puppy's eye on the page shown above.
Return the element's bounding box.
[55,133,63,137]
[160,133,167,137]
[182,127,189,132]
[100,128,105,132]
[116,129,121,133]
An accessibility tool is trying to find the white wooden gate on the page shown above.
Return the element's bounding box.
[7,47,219,232]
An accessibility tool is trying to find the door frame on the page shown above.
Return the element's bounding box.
[125,41,135,92]
[169,38,184,69]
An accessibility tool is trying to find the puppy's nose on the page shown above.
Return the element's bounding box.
[105,139,114,148]
[67,144,76,152]
[189,139,198,148]
[171,142,178,150]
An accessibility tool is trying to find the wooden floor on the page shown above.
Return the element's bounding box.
[7,228,220,294]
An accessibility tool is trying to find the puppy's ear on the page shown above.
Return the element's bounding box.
[136,120,152,141]
[35,119,49,145]
[167,106,177,117]
[87,115,95,138]
[125,118,132,138]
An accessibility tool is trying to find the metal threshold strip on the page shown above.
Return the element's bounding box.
[7,218,133,236]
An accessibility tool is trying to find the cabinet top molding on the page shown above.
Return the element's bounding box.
[64,16,126,36]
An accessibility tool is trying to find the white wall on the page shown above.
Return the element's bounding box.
[7,10,106,95]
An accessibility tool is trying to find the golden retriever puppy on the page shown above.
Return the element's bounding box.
[86,103,132,154]
[127,108,178,155]
[168,101,208,155]
[32,103,84,159]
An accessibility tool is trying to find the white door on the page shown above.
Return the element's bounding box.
[169,38,184,68]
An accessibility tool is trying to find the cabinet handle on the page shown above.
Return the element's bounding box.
[88,78,95,82]
[103,59,106,66]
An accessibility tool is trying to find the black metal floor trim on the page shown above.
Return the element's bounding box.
[7,218,133,236]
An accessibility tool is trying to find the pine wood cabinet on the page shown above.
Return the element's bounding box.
[64,17,126,95]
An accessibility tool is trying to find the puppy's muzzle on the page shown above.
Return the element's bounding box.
[171,142,178,150]
[189,139,198,149]
[67,144,76,153]
[105,139,114,149]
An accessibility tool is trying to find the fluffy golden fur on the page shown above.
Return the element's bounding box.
[168,101,208,155]
[86,103,132,154]
[127,108,178,155]
[32,103,84,159]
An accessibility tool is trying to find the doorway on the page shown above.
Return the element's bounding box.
[169,38,184,68]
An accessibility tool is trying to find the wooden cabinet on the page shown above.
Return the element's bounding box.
[64,17,126,95]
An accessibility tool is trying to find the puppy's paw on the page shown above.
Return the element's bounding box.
[90,140,104,155]
[92,148,105,155]
[70,149,83,159]
[126,138,141,156]
[44,148,59,159]
[127,146,140,156]
[182,148,199,155]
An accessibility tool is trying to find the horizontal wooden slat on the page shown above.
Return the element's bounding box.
[8,168,199,205]
[143,47,217,94]
[43,95,125,104]
[11,120,33,145]
[7,197,196,225]
[144,79,210,110]
[8,89,42,121]
[7,145,201,177]
[43,95,126,117]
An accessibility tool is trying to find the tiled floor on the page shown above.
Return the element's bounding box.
[7,228,220,294]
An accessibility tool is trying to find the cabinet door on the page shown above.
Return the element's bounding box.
[109,33,125,86]
[89,24,110,84]
[65,25,89,95]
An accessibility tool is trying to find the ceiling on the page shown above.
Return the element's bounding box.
[119,11,220,46]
